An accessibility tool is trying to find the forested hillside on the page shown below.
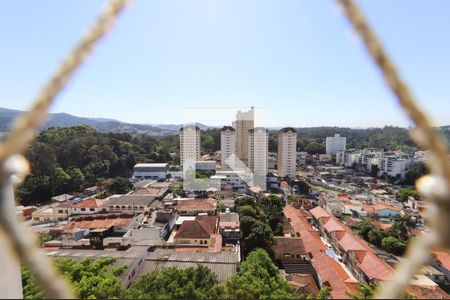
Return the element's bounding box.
[18,126,179,205]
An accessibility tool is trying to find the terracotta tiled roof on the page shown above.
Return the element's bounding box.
[338,233,366,252]
[284,206,356,299]
[358,252,393,281]
[338,194,349,201]
[314,206,395,282]
[73,198,106,209]
[406,285,449,299]
[60,215,134,230]
[374,204,402,212]
[323,218,345,233]
[310,206,329,220]
[176,199,216,211]
[175,215,218,239]
[287,273,320,298]
[273,237,306,256]
[433,251,450,270]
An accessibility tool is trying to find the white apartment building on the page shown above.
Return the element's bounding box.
[336,150,360,167]
[277,127,297,178]
[233,107,254,164]
[378,156,414,178]
[220,126,236,170]
[326,134,346,155]
[179,125,201,166]
[248,127,268,189]
[297,151,308,165]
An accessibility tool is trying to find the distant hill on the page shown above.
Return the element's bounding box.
[0,107,175,136]
[153,123,215,131]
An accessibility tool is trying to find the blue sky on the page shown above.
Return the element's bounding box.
[1,0,449,127]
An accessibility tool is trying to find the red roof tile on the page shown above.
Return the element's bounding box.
[406,285,449,299]
[284,206,356,299]
[433,251,450,270]
[176,199,216,211]
[175,215,218,239]
[338,233,366,252]
[310,206,330,220]
[323,218,345,233]
[73,198,106,209]
[287,274,320,297]
[60,215,134,230]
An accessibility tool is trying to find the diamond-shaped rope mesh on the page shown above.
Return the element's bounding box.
[0,0,448,298]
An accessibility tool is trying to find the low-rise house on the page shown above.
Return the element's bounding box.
[32,203,70,224]
[176,198,216,216]
[71,198,108,215]
[174,215,219,250]
[272,237,307,261]
[51,194,75,203]
[105,195,163,214]
[363,204,401,218]
[284,206,358,299]
[285,273,320,298]
[308,206,449,298]
[51,213,144,249]
[84,186,100,195]
[219,212,240,245]
[15,205,33,219]
[121,226,166,247]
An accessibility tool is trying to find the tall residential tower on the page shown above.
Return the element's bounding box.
[179,125,201,166]
[233,107,254,164]
[220,126,236,170]
[278,127,297,178]
[248,127,268,189]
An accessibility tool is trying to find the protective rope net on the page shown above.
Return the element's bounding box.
[0,0,448,298]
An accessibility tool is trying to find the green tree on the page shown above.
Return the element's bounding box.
[212,249,292,299]
[107,177,133,195]
[125,265,217,299]
[67,167,86,192]
[403,162,428,185]
[22,257,126,299]
[368,228,385,247]
[317,286,332,299]
[240,216,274,257]
[37,233,52,246]
[346,283,375,299]
[260,195,285,236]
[304,141,325,154]
[352,221,375,241]
[381,236,406,256]
[397,188,419,202]
[50,167,71,195]
[238,205,258,218]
